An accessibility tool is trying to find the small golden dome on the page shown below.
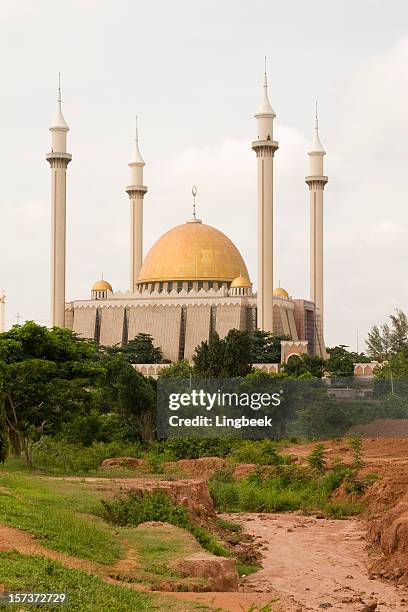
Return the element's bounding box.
[138,222,249,283]
[273,287,289,298]
[92,279,113,292]
[231,275,252,288]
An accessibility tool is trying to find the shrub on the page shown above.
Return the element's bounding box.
[31,437,143,473]
[230,440,287,466]
[100,490,229,557]
[307,444,326,472]
[348,436,363,470]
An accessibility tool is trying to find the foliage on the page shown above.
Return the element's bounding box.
[208,462,366,516]
[0,399,9,463]
[229,440,288,466]
[281,354,325,378]
[348,435,363,469]
[158,359,193,379]
[107,333,163,364]
[97,354,156,441]
[366,309,408,361]
[153,437,235,459]
[100,490,229,557]
[307,444,326,472]
[0,322,103,466]
[31,437,143,473]
[326,345,370,378]
[193,329,253,377]
[249,331,290,364]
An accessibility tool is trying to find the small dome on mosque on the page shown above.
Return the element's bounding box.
[92,279,113,292]
[273,287,289,298]
[231,275,252,288]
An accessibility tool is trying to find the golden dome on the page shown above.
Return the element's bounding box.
[231,275,252,288]
[92,279,113,292]
[273,287,289,298]
[138,222,249,283]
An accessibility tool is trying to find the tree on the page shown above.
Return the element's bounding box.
[282,354,325,378]
[0,399,9,464]
[0,322,104,465]
[158,360,193,379]
[326,345,369,378]
[97,354,156,441]
[193,329,252,377]
[367,310,408,361]
[107,333,163,364]
[249,331,290,363]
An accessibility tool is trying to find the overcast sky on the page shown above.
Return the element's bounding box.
[1,0,408,350]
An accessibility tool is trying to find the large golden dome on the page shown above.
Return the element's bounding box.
[138,221,249,283]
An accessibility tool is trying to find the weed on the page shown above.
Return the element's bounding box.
[307,444,326,472]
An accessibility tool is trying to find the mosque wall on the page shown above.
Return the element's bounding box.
[99,307,125,346]
[64,309,74,330]
[128,305,182,362]
[72,308,97,339]
[184,305,211,359]
[215,304,245,338]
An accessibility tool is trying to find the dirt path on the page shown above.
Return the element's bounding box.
[225,513,408,611]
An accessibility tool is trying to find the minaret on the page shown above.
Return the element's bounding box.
[0,292,5,333]
[126,118,147,292]
[252,61,279,332]
[46,75,72,328]
[305,104,328,353]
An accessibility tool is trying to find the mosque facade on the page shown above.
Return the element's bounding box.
[46,70,328,363]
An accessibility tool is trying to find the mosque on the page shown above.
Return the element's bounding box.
[46,70,328,364]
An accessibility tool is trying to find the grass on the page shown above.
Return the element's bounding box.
[100,490,230,557]
[123,523,201,566]
[0,551,204,611]
[236,563,260,577]
[0,473,122,564]
[208,463,367,516]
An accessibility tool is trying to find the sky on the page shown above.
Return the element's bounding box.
[1,0,408,350]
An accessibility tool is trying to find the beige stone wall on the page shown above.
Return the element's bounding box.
[99,307,125,346]
[64,309,74,330]
[72,308,97,339]
[184,305,211,359]
[128,305,182,362]
[216,304,244,338]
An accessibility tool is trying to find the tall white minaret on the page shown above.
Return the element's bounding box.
[126,118,147,292]
[46,75,72,328]
[252,61,279,332]
[0,292,5,333]
[305,104,328,353]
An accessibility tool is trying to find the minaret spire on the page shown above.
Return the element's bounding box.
[305,103,328,357]
[46,74,72,328]
[252,62,279,333]
[126,116,148,292]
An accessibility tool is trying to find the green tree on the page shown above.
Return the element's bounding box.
[97,355,156,441]
[158,360,193,379]
[249,330,290,363]
[367,310,408,361]
[0,399,9,464]
[282,354,325,378]
[107,333,163,364]
[0,322,103,465]
[193,329,252,377]
[326,345,369,378]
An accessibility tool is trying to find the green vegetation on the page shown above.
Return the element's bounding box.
[307,444,326,472]
[100,490,229,557]
[208,450,367,517]
[106,332,163,364]
[0,551,193,611]
[0,472,122,564]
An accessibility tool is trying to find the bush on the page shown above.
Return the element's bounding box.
[100,490,229,557]
[31,437,143,473]
[230,440,287,466]
[307,444,326,472]
[153,438,235,460]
